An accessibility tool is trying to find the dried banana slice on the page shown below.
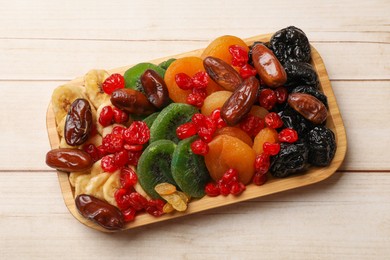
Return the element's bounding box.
[75,174,93,197]
[102,171,121,207]
[69,170,90,187]
[84,172,111,201]
[84,69,110,109]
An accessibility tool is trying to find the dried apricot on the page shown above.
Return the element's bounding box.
[253,127,279,154]
[204,134,256,184]
[164,57,222,103]
[201,90,232,116]
[215,126,253,146]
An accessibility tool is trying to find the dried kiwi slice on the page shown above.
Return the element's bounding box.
[158,58,176,70]
[124,63,166,92]
[143,112,160,129]
[137,139,177,199]
[150,103,198,143]
[171,136,210,198]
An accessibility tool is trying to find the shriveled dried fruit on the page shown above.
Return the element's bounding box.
[288,93,327,124]
[203,56,243,91]
[163,203,175,213]
[284,62,319,88]
[270,26,311,64]
[291,85,328,108]
[307,126,336,166]
[155,183,177,195]
[65,98,92,146]
[161,193,187,212]
[278,106,315,137]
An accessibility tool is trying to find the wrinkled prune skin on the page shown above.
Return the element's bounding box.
[284,62,319,88]
[270,140,309,178]
[270,26,311,64]
[307,126,336,166]
[278,106,315,137]
[292,85,328,108]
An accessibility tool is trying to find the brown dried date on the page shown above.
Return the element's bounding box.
[64,98,92,146]
[251,44,287,88]
[140,69,170,109]
[46,148,93,172]
[221,76,260,126]
[110,88,156,115]
[75,194,124,231]
[203,56,243,91]
[288,93,327,124]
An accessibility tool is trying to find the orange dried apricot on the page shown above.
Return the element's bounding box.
[164,57,222,103]
[215,126,253,147]
[201,35,249,66]
[204,134,256,184]
[201,90,232,116]
[253,127,279,154]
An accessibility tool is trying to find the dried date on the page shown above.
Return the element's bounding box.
[75,194,124,231]
[203,56,243,91]
[288,93,327,124]
[292,85,328,108]
[251,44,287,88]
[221,76,260,125]
[46,148,93,172]
[111,88,156,115]
[64,98,92,146]
[140,69,170,109]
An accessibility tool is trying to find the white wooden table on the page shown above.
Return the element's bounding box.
[1,0,389,259]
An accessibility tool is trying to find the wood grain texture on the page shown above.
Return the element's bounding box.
[45,34,347,232]
[1,0,389,257]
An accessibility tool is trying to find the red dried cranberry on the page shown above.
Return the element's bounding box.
[259,89,277,111]
[101,155,118,173]
[192,71,209,89]
[253,171,267,186]
[254,153,270,174]
[96,145,108,156]
[122,206,137,222]
[219,181,230,196]
[128,151,142,166]
[210,109,227,129]
[123,144,144,152]
[120,167,138,189]
[83,143,101,162]
[114,150,129,167]
[205,182,220,197]
[115,188,131,210]
[222,168,239,184]
[124,121,150,145]
[192,87,207,98]
[176,122,197,140]
[229,45,249,67]
[113,107,129,124]
[275,87,288,104]
[230,182,244,196]
[102,73,125,95]
[191,139,209,155]
[265,112,284,129]
[99,106,114,127]
[263,142,281,156]
[175,73,193,90]
[128,192,148,211]
[145,199,165,217]
[239,114,265,138]
[278,128,298,143]
[112,125,126,135]
[239,64,257,79]
[186,93,204,108]
[102,133,124,153]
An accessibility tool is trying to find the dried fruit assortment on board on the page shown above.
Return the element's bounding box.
[46,26,337,231]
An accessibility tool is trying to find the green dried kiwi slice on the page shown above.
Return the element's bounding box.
[124,63,166,92]
[158,58,176,70]
[150,103,198,144]
[171,136,210,198]
[143,112,160,129]
[137,139,177,199]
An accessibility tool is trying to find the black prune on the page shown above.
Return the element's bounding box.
[278,106,315,137]
[284,61,319,88]
[270,140,309,178]
[270,26,311,64]
[307,126,336,166]
[292,85,328,108]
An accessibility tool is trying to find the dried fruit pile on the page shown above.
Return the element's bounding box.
[46,26,336,231]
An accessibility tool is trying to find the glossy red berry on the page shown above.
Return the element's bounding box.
[263,142,281,156]
[253,171,268,186]
[278,128,298,143]
[192,87,207,98]
[259,89,277,111]
[175,73,193,90]
[230,182,244,196]
[222,168,239,184]
[112,125,126,135]
[99,106,114,127]
[83,143,101,162]
[124,121,150,145]
[265,112,284,129]
[101,155,118,173]
[122,206,137,222]
[275,87,288,104]
[229,45,249,67]
[187,93,204,108]
[191,139,209,155]
[102,73,125,95]
[102,133,124,153]
[127,151,142,166]
[123,144,144,152]
[145,199,165,217]
[176,122,197,140]
[128,192,148,211]
[254,153,270,174]
[239,64,257,79]
[114,150,129,167]
[239,114,265,138]
[192,71,209,89]
[113,107,129,124]
[205,182,220,197]
[120,167,138,189]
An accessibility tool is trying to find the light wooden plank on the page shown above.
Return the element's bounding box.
[0,80,388,171]
[0,171,389,259]
[1,39,389,81]
[0,0,389,40]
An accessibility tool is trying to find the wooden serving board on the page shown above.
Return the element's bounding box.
[46,34,347,232]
